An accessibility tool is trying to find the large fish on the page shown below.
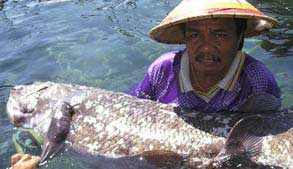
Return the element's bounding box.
[6,81,293,168]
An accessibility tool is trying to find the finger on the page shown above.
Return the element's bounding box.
[19,154,32,162]
[24,156,41,169]
[11,154,23,166]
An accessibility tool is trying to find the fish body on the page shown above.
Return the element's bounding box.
[6,82,293,168]
[6,82,225,167]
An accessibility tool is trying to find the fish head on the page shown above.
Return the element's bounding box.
[6,82,57,136]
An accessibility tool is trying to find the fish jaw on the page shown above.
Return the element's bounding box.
[6,96,53,138]
[6,82,55,136]
[6,81,87,137]
[6,91,35,128]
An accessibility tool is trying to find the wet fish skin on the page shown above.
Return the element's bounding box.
[176,108,293,168]
[6,81,225,167]
[6,81,293,168]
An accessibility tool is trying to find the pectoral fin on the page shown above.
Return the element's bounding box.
[39,140,65,164]
[39,102,73,164]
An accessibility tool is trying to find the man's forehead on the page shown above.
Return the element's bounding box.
[186,18,235,28]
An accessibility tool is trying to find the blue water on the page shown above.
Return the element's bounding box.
[0,0,292,168]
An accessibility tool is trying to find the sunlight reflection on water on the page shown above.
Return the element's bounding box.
[0,0,292,168]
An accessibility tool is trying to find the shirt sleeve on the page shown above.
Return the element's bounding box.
[126,50,180,102]
[127,69,157,100]
[245,61,281,98]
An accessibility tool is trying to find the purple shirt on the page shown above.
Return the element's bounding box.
[129,50,281,113]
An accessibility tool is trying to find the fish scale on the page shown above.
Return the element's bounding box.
[67,90,224,164]
[258,129,293,168]
[183,109,293,168]
[6,81,293,168]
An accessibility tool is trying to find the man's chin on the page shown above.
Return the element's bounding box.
[201,67,223,76]
[201,62,220,69]
[193,62,225,76]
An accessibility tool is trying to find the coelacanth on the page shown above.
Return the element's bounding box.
[6,82,293,168]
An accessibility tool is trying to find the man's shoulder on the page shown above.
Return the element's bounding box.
[243,54,274,78]
[149,50,183,70]
[242,53,280,96]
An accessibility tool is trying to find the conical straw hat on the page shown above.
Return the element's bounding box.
[149,0,278,44]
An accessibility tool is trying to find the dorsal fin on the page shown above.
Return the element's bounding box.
[215,116,267,162]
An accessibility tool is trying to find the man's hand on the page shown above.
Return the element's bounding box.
[10,154,40,169]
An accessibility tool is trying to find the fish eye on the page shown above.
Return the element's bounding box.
[20,106,34,114]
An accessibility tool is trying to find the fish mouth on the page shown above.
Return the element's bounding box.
[11,113,35,128]
[7,100,35,128]
[12,114,25,127]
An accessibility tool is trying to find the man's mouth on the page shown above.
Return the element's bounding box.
[194,55,221,63]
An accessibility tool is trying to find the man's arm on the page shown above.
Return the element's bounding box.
[240,59,281,113]
[128,72,156,100]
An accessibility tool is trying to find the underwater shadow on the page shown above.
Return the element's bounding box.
[61,149,185,169]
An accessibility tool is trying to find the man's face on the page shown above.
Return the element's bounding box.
[185,18,242,76]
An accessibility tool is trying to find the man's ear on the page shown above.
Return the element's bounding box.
[237,33,245,51]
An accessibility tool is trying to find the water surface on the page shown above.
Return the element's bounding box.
[0,0,292,168]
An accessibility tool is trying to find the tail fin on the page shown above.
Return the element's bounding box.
[213,116,268,167]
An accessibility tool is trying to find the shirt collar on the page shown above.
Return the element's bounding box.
[179,50,246,93]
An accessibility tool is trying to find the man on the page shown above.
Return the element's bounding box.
[129,0,281,113]
[10,0,281,168]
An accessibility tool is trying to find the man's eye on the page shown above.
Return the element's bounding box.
[186,32,199,40]
[190,33,198,38]
[214,32,228,38]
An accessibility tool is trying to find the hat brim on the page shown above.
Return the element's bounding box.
[149,9,278,44]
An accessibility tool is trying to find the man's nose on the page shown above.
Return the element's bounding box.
[197,39,214,53]
[199,43,211,52]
